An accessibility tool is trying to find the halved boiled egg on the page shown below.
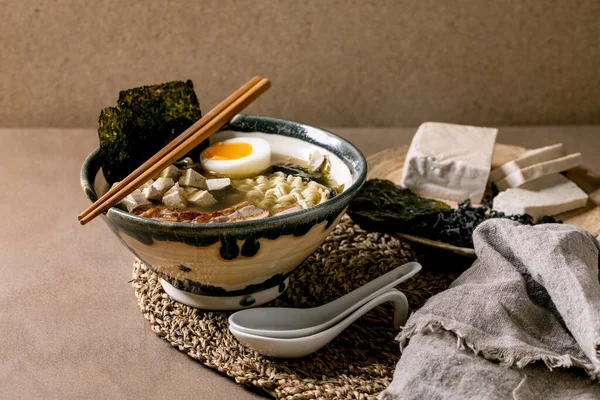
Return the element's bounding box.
[200,137,271,178]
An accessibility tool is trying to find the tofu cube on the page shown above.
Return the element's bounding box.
[142,185,162,201]
[152,177,175,195]
[121,189,151,212]
[401,122,498,203]
[178,168,207,189]
[162,183,187,208]
[206,178,231,191]
[187,190,217,208]
[183,187,199,196]
[159,165,180,180]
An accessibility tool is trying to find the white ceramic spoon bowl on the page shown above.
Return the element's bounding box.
[228,289,409,358]
[228,262,421,338]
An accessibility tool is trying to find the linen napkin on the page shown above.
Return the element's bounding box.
[380,219,600,399]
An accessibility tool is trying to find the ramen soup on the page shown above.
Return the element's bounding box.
[117,132,344,224]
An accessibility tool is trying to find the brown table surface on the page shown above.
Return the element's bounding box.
[2,125,599,399]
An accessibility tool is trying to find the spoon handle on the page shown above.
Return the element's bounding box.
[330,289,409,335]
[322,262,420,321]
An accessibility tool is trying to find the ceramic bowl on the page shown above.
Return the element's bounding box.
[80,114,367,310]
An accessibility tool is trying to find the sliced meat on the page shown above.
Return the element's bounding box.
[177,211,205,221]
[215,204,271,223]
[218,201,251,216]
[275,204,303,216]
[227,209,270,222]
[139,207,160,218]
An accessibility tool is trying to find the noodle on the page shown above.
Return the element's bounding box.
[232,171,331,213]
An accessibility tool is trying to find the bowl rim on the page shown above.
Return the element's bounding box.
[80,114,367,233]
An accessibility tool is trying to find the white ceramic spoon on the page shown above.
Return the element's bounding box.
[229,289,409,358]
[228,261,421,339]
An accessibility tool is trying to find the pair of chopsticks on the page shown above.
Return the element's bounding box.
[78,76,271,225]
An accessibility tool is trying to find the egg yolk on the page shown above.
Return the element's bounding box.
[203,142,253,160]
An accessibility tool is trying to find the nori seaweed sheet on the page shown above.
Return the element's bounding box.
[347,179,452,232]
[347,179,560,248]
[98,80,207,184]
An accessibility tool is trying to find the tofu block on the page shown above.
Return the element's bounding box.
[121,189,151,212]
[187,190,217,207]
[178,168,207,189]
[401,122,498,203]
[152,177,175,195]
[493,174,588,222]
[142,185,162,201]
[489,144,565,182]
[494,153,582,191]
[206,178,231,191]
[183,186,199,196]
[159,165,180,180]
[162,183,187,208]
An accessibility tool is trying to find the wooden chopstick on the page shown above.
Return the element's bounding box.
[78,76,262,222]
[78,77,271,225]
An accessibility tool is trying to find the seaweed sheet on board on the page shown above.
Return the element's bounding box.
[348,179,559,249]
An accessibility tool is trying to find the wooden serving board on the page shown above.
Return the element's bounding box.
[367,143,600,256]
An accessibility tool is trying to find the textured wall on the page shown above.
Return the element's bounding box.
[2,0,599,128]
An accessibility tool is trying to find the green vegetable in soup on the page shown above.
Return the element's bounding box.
[98,80,207,184]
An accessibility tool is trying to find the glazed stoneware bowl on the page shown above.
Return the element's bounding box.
[80,114,367,310]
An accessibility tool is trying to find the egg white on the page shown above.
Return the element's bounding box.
[200,137,272,178]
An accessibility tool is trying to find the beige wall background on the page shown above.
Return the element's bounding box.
[2,0,599,128]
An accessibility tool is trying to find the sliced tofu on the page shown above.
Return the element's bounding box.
[121,189,151,212]
[489,144,565,182]
[207,204,270,223]
[227,206,270,222]
[187,190,217,208]
[275,204,303,215]
[162,183,187,208]
[493,174,588,222]
[401,122,498,203]
[178,168,207,189]
[494,153,582,191]
[159,165,180,180]
[206,178,231,191]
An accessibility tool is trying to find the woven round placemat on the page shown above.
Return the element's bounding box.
[131,215,457,399]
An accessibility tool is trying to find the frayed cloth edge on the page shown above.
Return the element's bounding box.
[396,317,600,380]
